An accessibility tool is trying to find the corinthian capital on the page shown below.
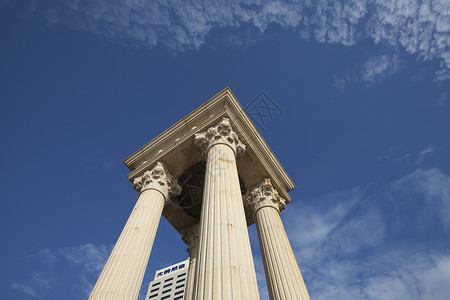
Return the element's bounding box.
[244,178,287,218]
[194,117,246,157]
[132,162,181,200]
[181,222,200,249]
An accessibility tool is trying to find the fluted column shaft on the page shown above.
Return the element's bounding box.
[193,118,260,300]
[246,178,310,300]
[89,162,180,300]
[256,207,309,300]
[182,223,199,300]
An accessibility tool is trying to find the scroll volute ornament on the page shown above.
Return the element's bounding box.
[245,178,287,218]
[132,162,181,200]
[181,222,200,249]
[194,117,246,157]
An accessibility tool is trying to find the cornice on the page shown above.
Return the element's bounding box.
[123,87,295,231]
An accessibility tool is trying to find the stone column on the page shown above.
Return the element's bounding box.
[181,223,199,300]
[245,178,310,300]
[192,117,260,300]
[89,162,181,300]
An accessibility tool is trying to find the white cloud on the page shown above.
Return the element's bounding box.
[10,282,37,297]
[59,243,110,273]
[361,54,404,83]
[19,0,36,19]
[285,168,450,299]
[31,271,57,289]
[361,249,450,300]
[82,150,118,172]
[289,187,364,248]
[393,168,450,231]
[411,68,428,82]
[59,243,111,296]
[416,144,438,164]
[10,244,114,298]
[10,249,59,297]
[333,73,349,91]
[437,92,448,107]
[101,158,117,171]
[15,0,447,83]
[418,145,437,156]
[379,144,439,165]
[335,52,405,88]
[28,248,58,265]
[422,256,450,300]
[329,206,385,255]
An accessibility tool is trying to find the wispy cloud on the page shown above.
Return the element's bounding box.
[361,54,404,83]
[378,144,438,165]
[10,244,111,298]
[27,248,58,265]
[19,0,36,19]
[81,150,118,172]
[334,52,405,88]
[411,68,428,82]
[10,249,58,297]
[59,243,109,273]
[437,92,448,107]
[416,144,438,164]
[418,145,438,156]
[289,187,364,248]
[285,168,450,299]
[393,168,450,231]
[59,243,111,296]
[31,271,57,289]
[10,0,448,83]
[10,282,37,297]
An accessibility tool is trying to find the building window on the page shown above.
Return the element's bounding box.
[177,273,186,277]
[152,282,161,286]
[175,290,183,295]
[162,289,171,294]
[176,284,184,289]
[163,283,172,288]
[161,295,170,300]
[149,294,158,299]
[176,278,185,283]
[165,278,173,282]
[174,296,183,300]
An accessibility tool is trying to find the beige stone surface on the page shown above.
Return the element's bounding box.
[246,179,310,300]
[89,88,309,300]
[192,119,260,300]
[89,162,180,300]
[181,223,199,300]
[123,88,295,232]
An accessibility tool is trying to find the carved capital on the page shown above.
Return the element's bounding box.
[194,117,246,157]
[132,162,181,200]
[181,223,200,254]
[244,178,286,220]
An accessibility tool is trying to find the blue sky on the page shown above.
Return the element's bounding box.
[1,1,449,299]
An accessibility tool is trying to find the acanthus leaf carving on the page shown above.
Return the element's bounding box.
[132,162,181,200]
[244,178,286,221]
[181,222,200,249]
[194,117,246,157]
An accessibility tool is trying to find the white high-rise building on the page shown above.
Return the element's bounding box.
[145,258,189,300]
